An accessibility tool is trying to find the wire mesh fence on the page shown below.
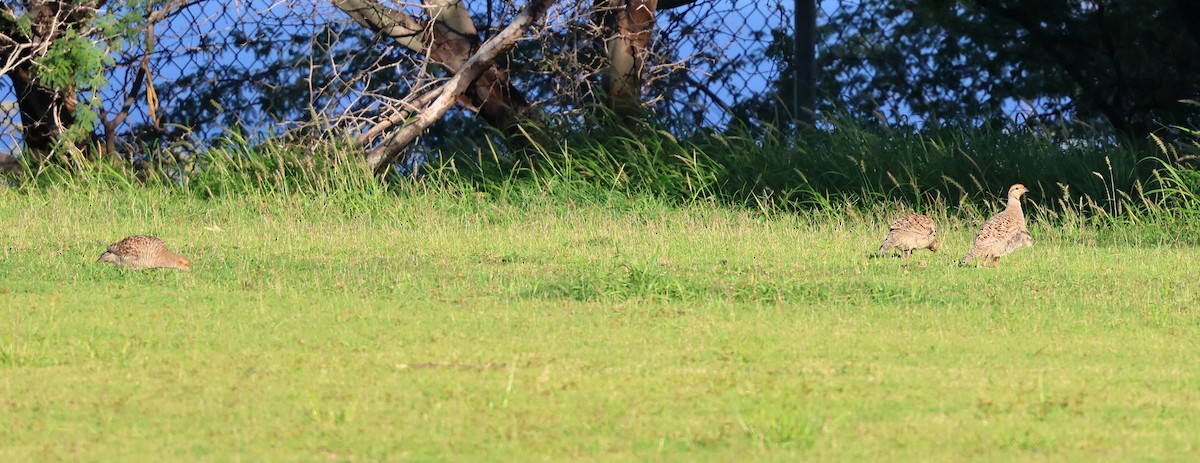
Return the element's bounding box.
[0,100,16,156]
[0,0,841,157]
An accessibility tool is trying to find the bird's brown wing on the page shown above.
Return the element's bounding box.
[107,235,167,257]
[889,214,936,237]
[969,213,1021,254]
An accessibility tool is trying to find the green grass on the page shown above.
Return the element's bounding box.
[3,184,1199,461]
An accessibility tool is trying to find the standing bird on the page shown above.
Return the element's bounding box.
[960,184,1031,268]
[878,213,940,258]
[97,235,192,271]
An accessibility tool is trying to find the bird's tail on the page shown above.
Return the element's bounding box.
[878,235,896,254]
[1014,231,1033,248]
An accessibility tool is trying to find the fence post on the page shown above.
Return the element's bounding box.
[794,0,816,125]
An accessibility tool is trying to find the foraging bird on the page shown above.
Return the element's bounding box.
[878,213,940,258]
[97,235,192,271]
[960,184,1031,268]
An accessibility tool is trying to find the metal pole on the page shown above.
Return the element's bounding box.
[794,0,816,125]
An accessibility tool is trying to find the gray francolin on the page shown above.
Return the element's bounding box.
[97,235,192,271]
[878,213,940,258]
[960,184,1031,268]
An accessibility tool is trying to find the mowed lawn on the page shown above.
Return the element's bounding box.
[2,187,1199,461]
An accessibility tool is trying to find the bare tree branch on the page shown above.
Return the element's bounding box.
[366,0,554,172]
[333,0,539,141]
[147,0,207,23]
[358,84,443,143]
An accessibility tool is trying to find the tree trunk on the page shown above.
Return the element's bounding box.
[596,0,658,121]
[6,65,79,163]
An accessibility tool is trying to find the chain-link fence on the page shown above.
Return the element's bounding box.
[0,101,16,157]
[651,1,793,130]
[2,0,815,157]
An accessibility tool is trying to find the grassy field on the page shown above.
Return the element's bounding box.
[3,185,1200,461]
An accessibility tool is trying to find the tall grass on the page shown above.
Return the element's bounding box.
[427,116,1197,217]
[430,117,1200,243]
[6,118,1199,242]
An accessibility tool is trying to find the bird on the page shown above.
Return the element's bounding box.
[960,184,1031,268]
[97,235,192,271]
[878,213,940,258]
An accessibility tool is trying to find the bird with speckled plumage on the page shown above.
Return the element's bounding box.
[97,235,191,271]
[960,184,1031,268]
[878,213,940,258]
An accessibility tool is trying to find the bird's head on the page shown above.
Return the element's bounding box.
[1009,183,1029,199]
[929,238,941,253]
[177,257,192,272]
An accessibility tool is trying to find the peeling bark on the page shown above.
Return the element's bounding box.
[596,0,658,120]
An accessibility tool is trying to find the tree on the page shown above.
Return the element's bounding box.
[1,0,195,168]
[2,0,715,174]
[1,0,105,164]
[815,0,1200,137]
[331,0,699,172]
[332,0,549,171]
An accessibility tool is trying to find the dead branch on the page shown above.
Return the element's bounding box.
[365,0,555,173]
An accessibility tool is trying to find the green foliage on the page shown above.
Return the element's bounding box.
[8,8,33,36]
[810,0,1200,135]
[2,0,146,150]
[421,120,721,203]
[37,29,110,91]
[703,121,1145,207]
